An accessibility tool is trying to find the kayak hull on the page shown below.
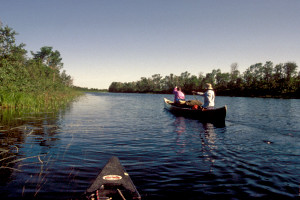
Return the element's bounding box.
[83,156,141,200]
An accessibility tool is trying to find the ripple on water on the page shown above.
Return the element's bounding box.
[1,94,299,199]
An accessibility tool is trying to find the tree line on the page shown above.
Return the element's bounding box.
[109,62,300,98]
[0,24,76,108]
[73,86,108,92]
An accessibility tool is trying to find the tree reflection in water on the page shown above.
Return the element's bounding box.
[0,107,67,197]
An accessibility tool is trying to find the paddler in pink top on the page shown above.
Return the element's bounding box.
[173,86,185,104]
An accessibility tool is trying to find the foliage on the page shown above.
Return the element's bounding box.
[109,62,299,98]
[73,86,108,92]
[0,24,78,108]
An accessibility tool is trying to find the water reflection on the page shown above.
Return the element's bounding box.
[172,115,221,163]
[202,123,217,147]
[1,93,297,199]
[199,123,218,172]
[174,117,187,154]
[0,107,68,197]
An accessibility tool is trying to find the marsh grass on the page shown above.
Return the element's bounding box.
[0,89,84,197]
[0,89,82,110]
[0,24,84,197]
[0,114,79,198]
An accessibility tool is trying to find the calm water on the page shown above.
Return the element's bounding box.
[0,93,299,199]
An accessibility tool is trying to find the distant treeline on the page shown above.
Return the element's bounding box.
[109,62,300,98]
[0,24,78,108]
[73,86,108,92]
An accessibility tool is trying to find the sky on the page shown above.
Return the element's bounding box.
[1,0,299,89]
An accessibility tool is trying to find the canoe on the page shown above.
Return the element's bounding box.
[164,98,227,122]
[82,156,141,200]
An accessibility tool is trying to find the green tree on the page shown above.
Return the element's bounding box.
[0,24,77,108]
[202,69,218,88]
[262,61,274,91]
[161,73,175,93]
[273,63,284,93]
[151,74,162,92]
[215,70,230,90]
[228,63,241,89]
[184,75,199,92]
[60,70,73,87]
[283,62,298,92]
[109,82,123,92]
[31,46,63,82]
[136,77,151,93]
[0,25,27,67]
[178,71,191,87]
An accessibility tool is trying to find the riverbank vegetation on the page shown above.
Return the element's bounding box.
[73,86,108,93]
[109,62,300,98]
[0,24,81,109]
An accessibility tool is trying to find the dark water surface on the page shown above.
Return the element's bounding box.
[0,93,299,199]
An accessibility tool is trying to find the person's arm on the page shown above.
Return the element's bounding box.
[173,86,178,94]
[192,91,204,95]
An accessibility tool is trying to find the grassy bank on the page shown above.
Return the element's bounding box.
[0,89,82,110]
[0,24,83,110]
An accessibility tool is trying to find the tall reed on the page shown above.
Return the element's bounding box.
[0,89,82,110]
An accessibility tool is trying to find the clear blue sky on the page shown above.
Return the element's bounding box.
[1,0,299,89]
